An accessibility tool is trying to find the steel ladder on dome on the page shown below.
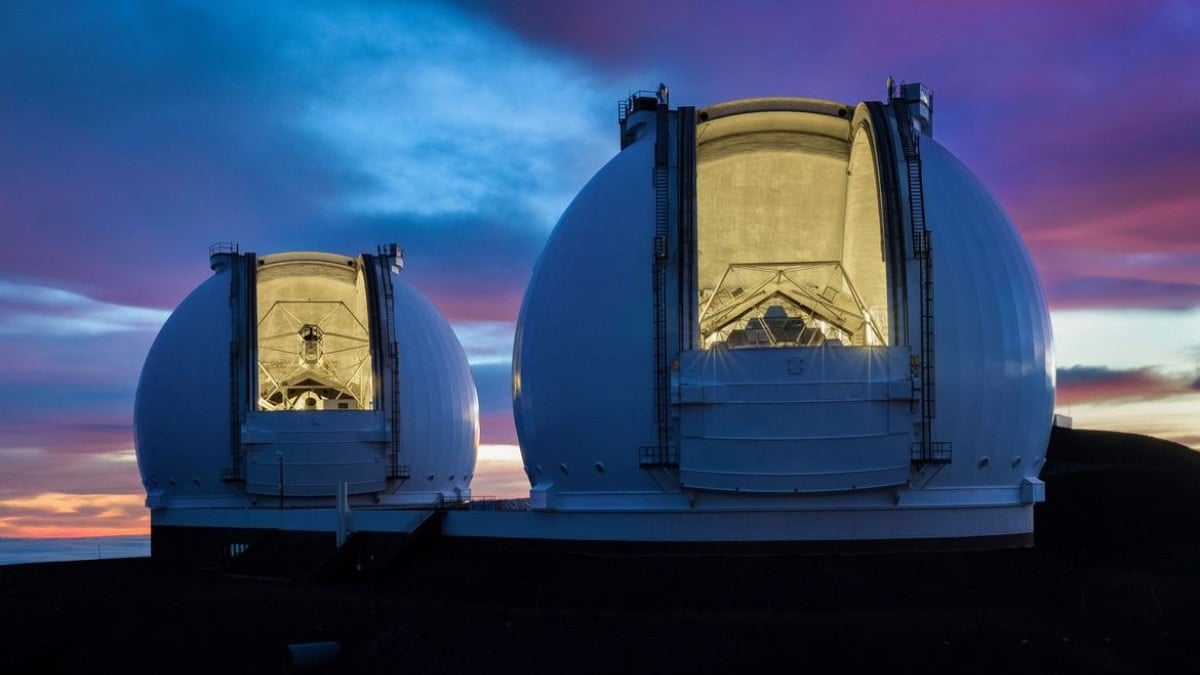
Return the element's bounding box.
[642,100,678,469]
[221,244,251,483]
[893,99,952,466]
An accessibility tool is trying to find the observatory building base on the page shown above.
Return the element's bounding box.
[442,505,1036,551]
[149,500,1035,566]
[149,507,440,568]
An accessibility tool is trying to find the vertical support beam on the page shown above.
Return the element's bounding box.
[676,106,698,352]
[228,251,241,481]
[382,256,402,479]
[336,481,349,547]
[864,102,909,347]
[225,249,255,483]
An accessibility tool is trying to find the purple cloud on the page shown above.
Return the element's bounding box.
[1046,276,1200,311]
[1057,365,1195,405]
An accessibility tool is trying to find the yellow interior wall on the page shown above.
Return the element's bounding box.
[695,107,888,347]
[255,258,375,410]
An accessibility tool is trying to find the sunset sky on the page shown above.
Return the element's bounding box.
[1,1,1197,537]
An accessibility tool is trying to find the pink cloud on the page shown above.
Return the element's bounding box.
[424,287,525,323]
[1057,365,1194,405]
[480,410,518,446]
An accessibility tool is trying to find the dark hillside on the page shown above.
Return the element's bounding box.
[1038,426,1200,573]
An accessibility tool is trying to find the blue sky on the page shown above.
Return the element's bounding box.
[1,0,1196,535]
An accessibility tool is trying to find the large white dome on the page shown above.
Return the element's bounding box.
[511,87,1053,544]
[135,247,478,510]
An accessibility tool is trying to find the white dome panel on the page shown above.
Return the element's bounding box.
[919,138,1055,487]
[394,277,479,494]
[514,132,661,494]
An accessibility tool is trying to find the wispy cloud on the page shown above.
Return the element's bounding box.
[1045,277,1200,312]
[294,2,615,226]
[1052,308,1200,373]
[0,445,143,499]
[453,321,515,364]
[0,1,620,315]
[0,280,169,336]
[1057,365,1196,405]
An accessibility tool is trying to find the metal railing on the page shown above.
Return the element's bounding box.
[209,241,238,257]
[617,90,659,123]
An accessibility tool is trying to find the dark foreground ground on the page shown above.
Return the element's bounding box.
[5,427,1200,674]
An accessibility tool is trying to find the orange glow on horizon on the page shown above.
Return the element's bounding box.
[0,492,148,539]
[2,523,150,539]
[1059,392,1200,451]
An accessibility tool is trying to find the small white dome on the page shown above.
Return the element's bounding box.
[134,248,478,509]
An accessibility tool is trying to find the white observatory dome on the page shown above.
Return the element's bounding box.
[511,86,1054,546]
[135,246,478,511]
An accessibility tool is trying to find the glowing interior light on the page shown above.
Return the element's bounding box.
[255,256,375,411]
[696,108,888,349]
